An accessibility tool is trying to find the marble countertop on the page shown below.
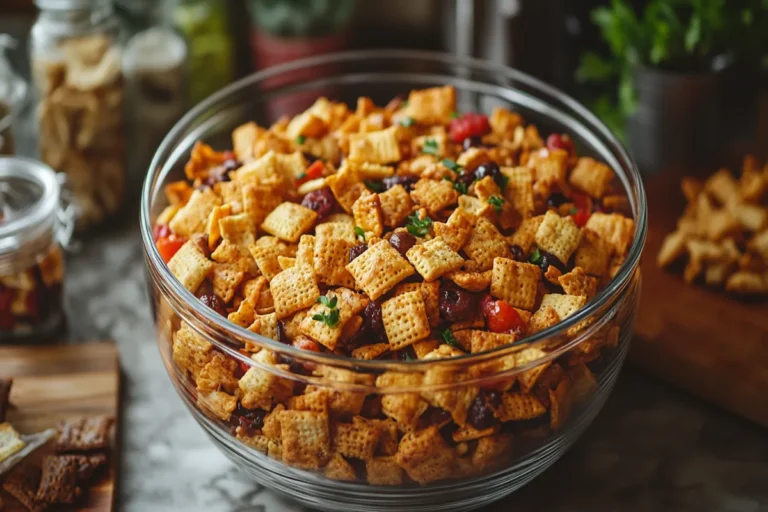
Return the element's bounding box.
[63,217,768,512]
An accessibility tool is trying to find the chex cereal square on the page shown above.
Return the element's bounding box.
[261,202,318,242]
[490,257,541,310]
[406,237,464,281]
[269,264,320,319]
[535,210,582,264]
[381,291,431,350]
[346,240,415,300]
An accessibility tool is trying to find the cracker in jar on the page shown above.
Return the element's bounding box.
[260,202,317,243]
[346,240,415,300]
[406,237,464,282]
[381,291,431,350]
[463,218,512,271]
[279,410,331,470]
[490,257,540,310]
[168,238,213,293]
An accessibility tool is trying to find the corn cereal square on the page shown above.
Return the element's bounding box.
[469,330,517,353]
[279,410,331,470]
[351,343,390,360]
[352,193,384,237]
[296,234,315,267]
[168,238,213,293]
[405,86,456,124]
[346,240,415,300]
[378,185,414,228]
[501,166,535,217]
[269,264,321,319]
[381,290,431,350]
[410,178,459,217]
[535,210,582,264]
[211,262,245,303]
[585,212,634,257]
[169,188,221,237]
[463,218,512,271]
[348,126,401,164]
[261,202,317,242]
[405,237,464,282]
[490,257,541,310]
[569,157,615,199]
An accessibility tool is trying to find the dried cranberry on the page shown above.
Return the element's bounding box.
[455,171,477,190]
[483,389,502,409]
[546,193,568,209]
[349,243,368,263]
[546,133,575,156]
[468,394,496,430]
[388,232,417,257]
[439,286,475,322]
[276,320,289,344]
[230,404,267,437]
[301,188,336,220]
[382,175,418,192]
[510,244,525,262]
[539,249,566,273]
[462,136,483,151]
[302,151,319,164]
[361,301,387,342]
[200,293,226,316]
[152,224,171,242]
[474,161,505,188]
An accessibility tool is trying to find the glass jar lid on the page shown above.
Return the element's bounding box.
[0,157,63,275]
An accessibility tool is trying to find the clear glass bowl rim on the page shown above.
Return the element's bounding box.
[140,48,648,371]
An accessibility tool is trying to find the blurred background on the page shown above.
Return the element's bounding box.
[1,0,766,178]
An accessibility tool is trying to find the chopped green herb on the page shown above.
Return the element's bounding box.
[402,100,409,108]
[317,295,338,309]
[404,352,415,362]
[454,181,468,195]
[529,247,543,265]
[295,135,306,144]
[354,226,366,240]
[399,117,415,127]
[487,195,504,212]
[406,213,433,237]
[570,207,579,215]
[422,138,439,156]
[442,158,462,173]
[312,309,340,327]
[498,174,509,192]
[450,111,460,119]
[441,328,461,348]
[364,180,384,193]
[297,171,307,180]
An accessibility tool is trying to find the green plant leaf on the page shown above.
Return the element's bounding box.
[295,135,306,144]
[354,226,366,240]
[685,15,702,53]
[399,117,415,128]
[364,180,384,193]
[442,158,462,173]
[406,213,433,237]
[529,247,542,265]
[440,328,461,348]
[486,196,504,213]
[422,138,439,155]
[576,52,616,83]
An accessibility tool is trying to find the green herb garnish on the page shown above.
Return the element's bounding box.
[442,158,462,173]
[402,100,409,108]
[313,295,340,327]
[404,352,415,361]
[406,213,433,237]
[441,328,461,348]
[498,174,509,192]
[454,181,468,195]
[422,138,439,156]
[487,195,504,213]
[295,135,306,144]
[450,111,460,119]
[399,117,415,127]
[297,172,307,180]
[354,226,366,240]
[570,207,579,215]
[364,180,384,193]
[529,247,543,265]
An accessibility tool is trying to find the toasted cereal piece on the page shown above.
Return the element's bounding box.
[215,181,242,213]
[508,215,545,256]
[210,262,243,304]
[549,379,573,430]
[469,331,517,353]
[314,236,356,288]
[0,423,26,462]
[316,366,375,419]
[529,148,568,196]
[348,126,401,164]
[501,166,535,218]
[261,202,318,243]
[169,188,221,237]
[391,284,436,330]
[249,237,292,281]
[514,347,551,392]
[495,392,547,422]
[197,352,239,393]
[352,193,384,237]
[457,147,491,170]
[165,180,194,206]
[574,227,611,277]
[378,184,413,228]
[172,323,214,379]
[279,410,331,470]
[239,350,294,410]
[704,262,732,286]
[421,364,477,427]
[351,343,390,360]
[405,86,456,124]
[346,240,415,300]
[316,221,358,244]
[198,390,237,421]
[3,465,48,512]
[219,213,256,256]
[381,291,431,350]
[261,404,285,440]
[296,234,315,267]
[535,210,582,265]
[333,416,381,460]
[376,372,428,430]
[205,204,232,250]
[286,111,327,140]
[558,267,598,299]
[705,208,739,241]
[540,294,586,321]
[232,121,259,161]
[276,255,295,270]
[412,339,440,359]
[248,310,280,340]
[489,107,524,137]
[324,453,357,481]
[458,194,494,219]
[490,257,541,310]
[728,202,767,232]
[705,168,740,205]
[569,157,615,199]
[725,271,768,294]
[157,204,180,226]
[354,162,396,180]
[544,264,562,285]
[326,165,366,213]
[35,455,81,505]
[410,178,459,217]
[406,237,464,282]
[435,208,474,250]
[299,288,368,350]
[585,212,634,257]
[471,434,513,473]
[236,151,287,190]
[242,184,283,230]
[447,269,492,292]
[656,230,688,268]
[395,426,455,484]
[452,424,499,443]
[463,218,512,271]
[291,389,330,415]
[740,168,767,203]
[167,239,213,293]
[366,456,404,486]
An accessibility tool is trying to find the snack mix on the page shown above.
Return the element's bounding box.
[155,86,636,485]
[657,156,768,294]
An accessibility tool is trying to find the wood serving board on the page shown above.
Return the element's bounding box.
[0,342,120,511]
[632,171,768,427]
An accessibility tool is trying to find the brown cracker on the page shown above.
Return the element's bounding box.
[54,415,113,453]
[36,456,81,505]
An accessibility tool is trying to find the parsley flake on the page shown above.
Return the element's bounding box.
[454,181,468,195]
[529,247,543,265]
[317,295,338,309]
[364,180,384,193]
[570,207,579,215]
[442,158,462,173]
[313,295,340,327]
[441,328,461,348]
[450,111,460,119]
[295,135,306,144]
[406,213,433,237]
[354,226,366,240]
[498,174,509,192]
[399,117,415,127]
[487,195,504,212]
[297,171,307,180]
[422,138,439,156]
[404,352,415,362]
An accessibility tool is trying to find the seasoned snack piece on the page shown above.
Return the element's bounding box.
[269,264,321,320]
[395,426,455,484]
[535,210,582,265]
[54,416,114,453]
[0,423,26,462]
[490,258,541,311]
[3,465,48,512]
[463,218,512,271]
[36,456,82,505]
[261,202,318,243]
[406,237,464,282]
[569,157,614,199]
[279,410,331,470]
[405,85,456,124]
[348,126,401,164]
[346,240,415,300]
[381,291,431,350]
[168,238,214,293]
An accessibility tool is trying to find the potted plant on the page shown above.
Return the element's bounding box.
[577,0,767,173]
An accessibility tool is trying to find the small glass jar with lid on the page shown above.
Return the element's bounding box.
[0,35,28,157]
[0,157,73,341]
[29,0,126,232]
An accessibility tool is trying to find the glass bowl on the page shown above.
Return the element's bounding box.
[141,50,647,512]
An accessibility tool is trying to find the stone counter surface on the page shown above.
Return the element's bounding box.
[64,219,768,512]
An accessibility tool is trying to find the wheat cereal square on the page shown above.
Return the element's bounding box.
[296,234,315,267]
[242,184,282,229]
[452,424,499,443]
[490,257,541,310]
[348,126,401,164]
[378,185,414,228]
[535,210,582,265]
[169,188,221,237]
[395,426,455,484]
[463,218,512,271]
[351,343,390,360]
[366,457,404,486]
[269,264,320,319]
[249,236,292,280]
[585,212,635,257]
[261,202,317,242]
[558,267,598,299]
[410,178,459,216]
[540,293,587,320]
[205,204,231,250]
[352,193,384,236]
[211,262,245,303]
[248,312,279,340]
[569,157,615,199]
[346,240,415,300]
[279,410,331,470]
[376,372,428,430]
[324,453,357,481]
[197,390,237,421]
[239,351,294,410]
[316,221,358,244]
[501,166,535,217]
[495,392,547,422]
[394,281,440,327]
[333,417,381,460]
[405,237,464,282]
[489,107,524,136]
[405,86,456,124]
[381,291,431,350]
[168,238,213,293]
[218,213,256,255]
[574,227,611,276]
[314,236,356,288]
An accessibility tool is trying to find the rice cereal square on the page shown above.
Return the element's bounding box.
[569,157,615,199]
[279,410,331,470]
[381,291,431,350]
[269,264,321,319]
[348,126,402,164]
[168,238,213,293]
[378,185,414,228]
[534,210,582,265]
[463,218,512,271]
[411,178,459,217]
[260,202,317,243]
[406,237,464,282]
[346,240,415,300]
[490,257,541,310]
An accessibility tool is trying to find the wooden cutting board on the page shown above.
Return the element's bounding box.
[632,171,768,427]
[0,342,120,511]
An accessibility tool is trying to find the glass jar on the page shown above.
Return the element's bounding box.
[0,35,28,157]
[0,157,72,341]
[30,0,126,231]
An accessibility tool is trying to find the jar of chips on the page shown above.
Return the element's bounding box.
[0,157,73,341]
[30,0,126,231]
